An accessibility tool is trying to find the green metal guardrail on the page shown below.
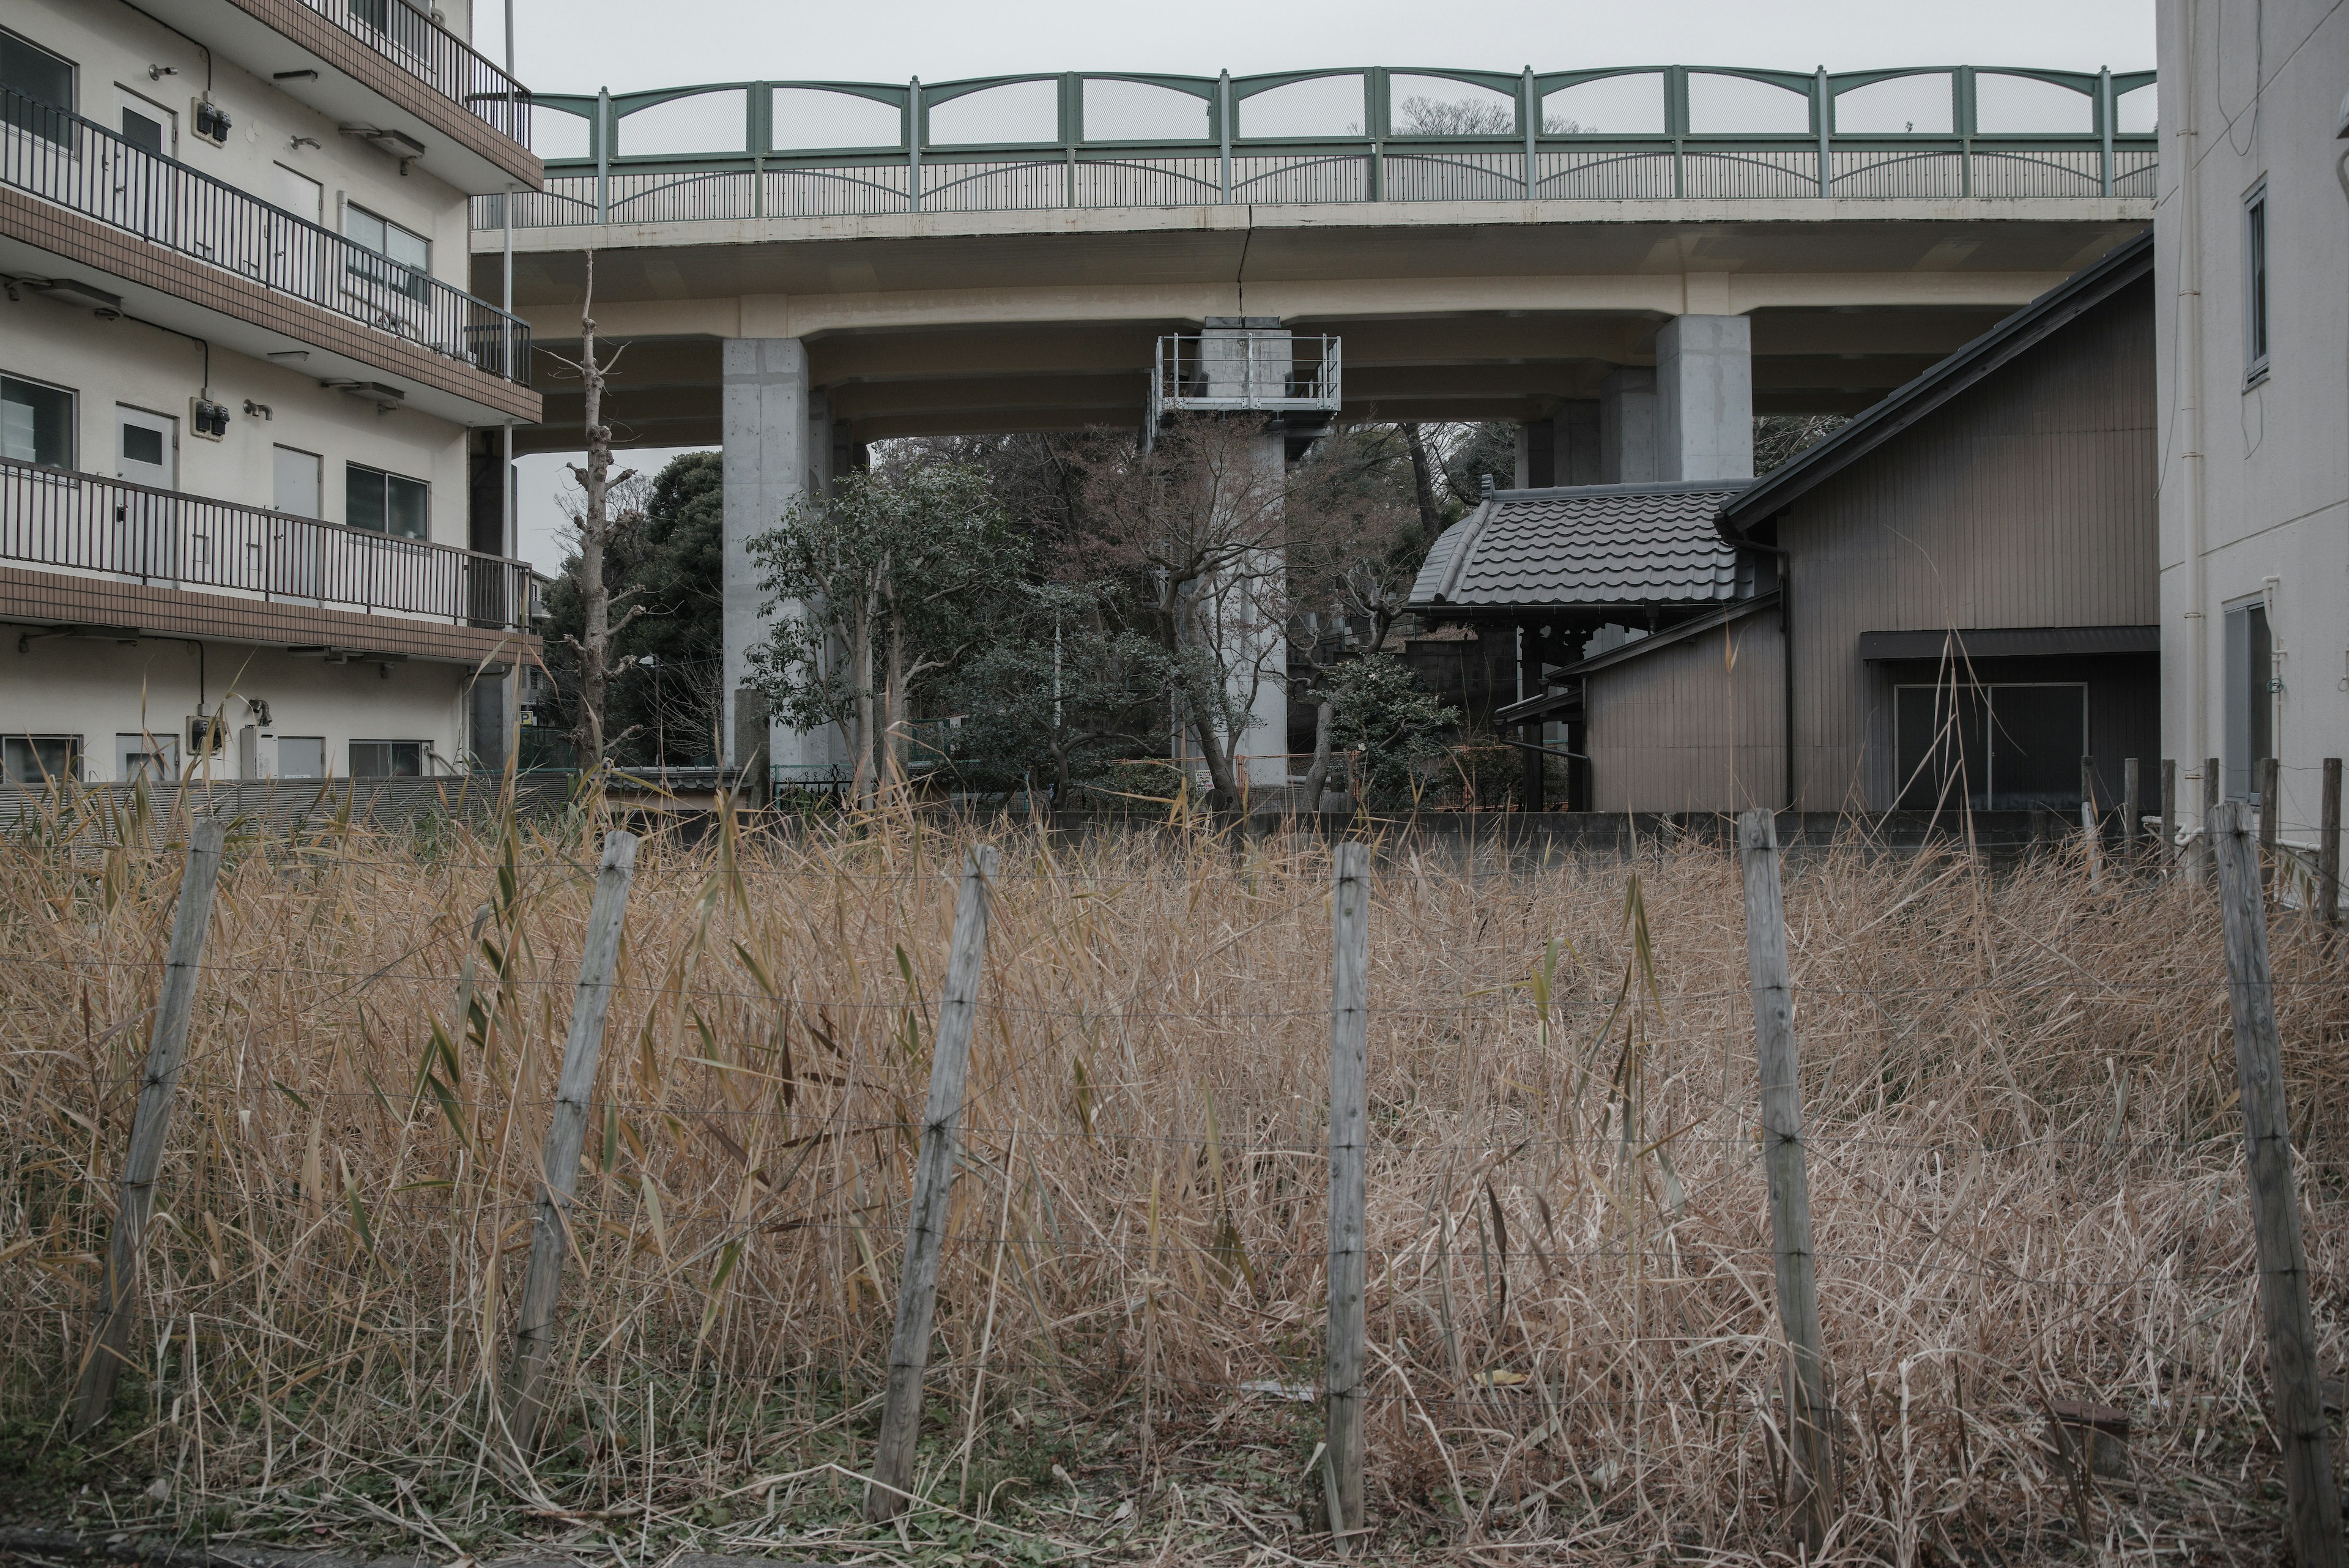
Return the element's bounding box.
[471,63,2154,229]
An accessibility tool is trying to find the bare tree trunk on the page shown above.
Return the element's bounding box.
[562,252,639,775]
[850,595,877,808]
[1401,423,1444,538]
[885,605,908,804]
[1300,695,1335,812]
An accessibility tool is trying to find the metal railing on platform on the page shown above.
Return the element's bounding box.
[0,458,535,630]
[2,87,531,387]
[469,62,2156,229]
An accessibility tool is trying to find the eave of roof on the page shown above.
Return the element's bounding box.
[1408,480,1748,612]
[1491,592,1781,727]
[1715,228,2154,541]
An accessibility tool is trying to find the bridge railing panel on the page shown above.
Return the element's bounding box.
[1073,155,1224,208]
[1827,149,1966,200]
[1230,152,1371,205]
[1380,147,1527,203]
[763,164,916,218]
[918,158,1071,212]
[1682,147,1821,199]
[1532,149,1679,201]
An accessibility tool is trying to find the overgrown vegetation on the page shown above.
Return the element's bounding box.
[2,798,2342,1565]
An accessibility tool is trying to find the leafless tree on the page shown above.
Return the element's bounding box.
[548,251,640,771]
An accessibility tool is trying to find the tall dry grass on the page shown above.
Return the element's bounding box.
[0,797,2343,1566]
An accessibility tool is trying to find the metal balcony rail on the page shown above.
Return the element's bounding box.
[1149,334,1341,425]
[0,458,534,631]
[469,62,2154,230]
[1,87,530,387]
[291,0,533,149]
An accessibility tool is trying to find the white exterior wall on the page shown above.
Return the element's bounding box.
[1,0,491,781]
[5,638,469,782]
[2157,0,2349,845]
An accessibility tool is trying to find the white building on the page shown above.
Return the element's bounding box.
[2157,0,2349,835]
[0,0,541,785]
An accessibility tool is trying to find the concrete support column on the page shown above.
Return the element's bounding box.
[1655,314,1754,482]
[721,337,809,779]
[1513,421,1554,489]
[1552,400,1601,486]
[1599,368,1658,483]
[1230,429,1290,792]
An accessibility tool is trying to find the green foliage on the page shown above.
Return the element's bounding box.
[749,462,1026,769]
[539,450,725,765]
[1328,655,1460,806]
[943,582,1176,798]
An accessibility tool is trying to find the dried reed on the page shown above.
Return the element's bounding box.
[0,795,2342,1566]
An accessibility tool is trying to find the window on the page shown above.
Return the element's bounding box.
[115,732,179,783]
[344,203,431,301]
[2,734,80,783]
[1,374,73,467]
[2244,181,2269,384]
[345,463,428,539]
[277,736,327,778]
[1,29,72,145]
[2224,598,2273,800]
[1894,682,2088,811]
[350,739,425,778]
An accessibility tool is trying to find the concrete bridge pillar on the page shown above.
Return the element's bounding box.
[1553,400,1601,486]
[721,336,811,782]
[1655,314,1755,482]
[1600,368,1659,483]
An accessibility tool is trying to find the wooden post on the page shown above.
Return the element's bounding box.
[2200,758,2221,883]
[2122,757,2142,861]
[1736,808,1833,1552]
[72,819,228,1435]
[1324,841,1371,1548]
[869,845,999,1521]
[2160,759,2178,876]
[2258,756,2281,888]
[2079,756,2102,890]
[502,831,639,1444]
[2210,801,2348,1568]
[2321,759,2342,928]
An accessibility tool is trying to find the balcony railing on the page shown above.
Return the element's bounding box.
[2,87,530,388]
[0,459,533,632]
[290,0,532,150]
[1149,333,1341,425]
[470,62,2156,230]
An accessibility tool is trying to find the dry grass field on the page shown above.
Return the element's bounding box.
[1,796,2344,1566]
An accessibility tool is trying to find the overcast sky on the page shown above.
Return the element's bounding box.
[502,0,2156,575]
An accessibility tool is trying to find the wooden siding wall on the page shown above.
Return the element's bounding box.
[1783,273,2158,809]
[1586,608,1787,813]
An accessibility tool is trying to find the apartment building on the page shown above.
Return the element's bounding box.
[2156,0,2349,840]
[0,0,541,785]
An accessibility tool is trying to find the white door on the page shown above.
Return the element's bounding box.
[271,163,325,296]
[116,732,180,784]
[111,87,176,242]
[116,405,177,582]
[270,444,325,600]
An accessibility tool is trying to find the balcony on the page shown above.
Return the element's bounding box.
[0,87,537,426]
[1149,330,1341,425]
[123,0,540,193]
[1,458,533,653]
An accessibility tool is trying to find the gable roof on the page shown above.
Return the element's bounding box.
[1716,228,2154,541]
[1408,480,1750,612]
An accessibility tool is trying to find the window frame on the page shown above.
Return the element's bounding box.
[275,735,328,778]
[344,461,430,541]
[1893,680,2090,811]
[2,733,81,784]
[343,201,432,303]
[0,370,76,469]
[2222,595,2274,800]
[349,738,426,778]
[2243,178,2270,387]
[0,28,76,150]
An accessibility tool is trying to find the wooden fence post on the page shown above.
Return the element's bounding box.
[2258,757,2281,889]
[2079,756,2103,890]
[2122,757,2142,863]
[2161,760,2178,876]
[2201,758,2221,883]
[2321,759,2341,928]
[1736,808,1833,1553]
[869,845,999,1521]
[71,818,228,1436]
[1324,841,1371,1550]
[502,830,638,1444]
[2210,800,2348,1568]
